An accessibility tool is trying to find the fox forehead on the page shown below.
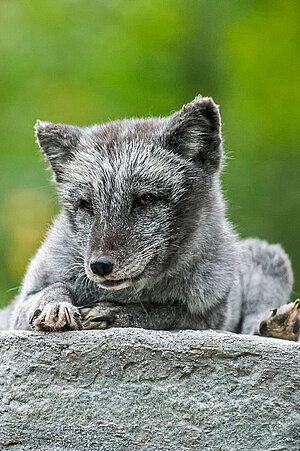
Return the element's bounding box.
[86,116,166,144]
[65,127,190,199]
[35,95,222,191]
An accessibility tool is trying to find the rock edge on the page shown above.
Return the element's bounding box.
[0,328,299,450]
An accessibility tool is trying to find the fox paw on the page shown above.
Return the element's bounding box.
[78,302,122,330]
[257,299,300,341]
[29,302,82,332]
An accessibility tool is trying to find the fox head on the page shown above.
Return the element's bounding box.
[35,95,223,291]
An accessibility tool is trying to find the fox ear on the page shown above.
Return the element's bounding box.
[34,120,82,181]
[164,95,222,172]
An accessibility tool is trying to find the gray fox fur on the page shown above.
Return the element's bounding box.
[0,95,293,333]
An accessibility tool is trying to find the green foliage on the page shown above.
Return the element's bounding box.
[0,0,299,306]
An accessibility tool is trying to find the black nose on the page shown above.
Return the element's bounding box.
[90,258,114,277]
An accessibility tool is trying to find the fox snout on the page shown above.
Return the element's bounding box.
[90,257,114,277]
[87,254,145,291]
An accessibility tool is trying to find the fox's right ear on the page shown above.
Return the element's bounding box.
[163,95,223,173]
[34,120,82,182]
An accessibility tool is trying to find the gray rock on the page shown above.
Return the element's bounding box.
[0,328,299,451]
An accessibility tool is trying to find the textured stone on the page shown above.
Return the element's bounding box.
[0,328,299,451]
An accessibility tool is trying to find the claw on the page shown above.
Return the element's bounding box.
[82,319,108,330]
[29,303,81,332]
[29,309,42,326]
[90,315,114,322]
[293,319,300,335]
[65,307,71,324]
[259,321,268,335]
[77,302,100,310]
[293,299,300,310]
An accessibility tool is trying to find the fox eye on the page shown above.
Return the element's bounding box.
[134,194,155,208]
[78,199,93,214]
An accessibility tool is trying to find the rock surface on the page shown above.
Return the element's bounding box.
[0,328,299,451]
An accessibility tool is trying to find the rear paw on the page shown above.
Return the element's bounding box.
[257,299,300,341]
[29,302,82,332]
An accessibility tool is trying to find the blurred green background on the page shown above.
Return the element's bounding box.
[0,0,299,307]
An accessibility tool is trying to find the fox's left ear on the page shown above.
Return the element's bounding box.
[34,120,82,182]
[164,95,222,172]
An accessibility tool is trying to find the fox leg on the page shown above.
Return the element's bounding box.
[239,238,293,336]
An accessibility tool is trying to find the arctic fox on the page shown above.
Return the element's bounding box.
[0,95,294,337]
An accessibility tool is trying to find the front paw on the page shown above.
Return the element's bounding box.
[29,302,82,332]
[79,302,125,330]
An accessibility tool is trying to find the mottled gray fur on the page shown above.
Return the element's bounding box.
[0,95,293,333]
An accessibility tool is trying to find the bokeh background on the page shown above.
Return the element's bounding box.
[0,0,299,308]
